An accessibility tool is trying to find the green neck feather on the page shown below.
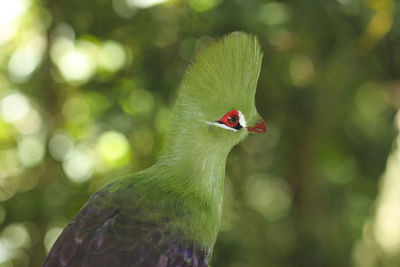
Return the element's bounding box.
[155,122,234,248]
[139,32,263,249]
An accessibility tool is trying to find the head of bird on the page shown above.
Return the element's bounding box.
[165,32,266,156]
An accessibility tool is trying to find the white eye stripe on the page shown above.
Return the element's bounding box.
[206,121,239,132]
[206,110,247,132]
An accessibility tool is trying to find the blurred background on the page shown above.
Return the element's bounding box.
[0,0,399,266]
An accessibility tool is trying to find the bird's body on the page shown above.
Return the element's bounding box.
[44,32,265,267]
[44,166,215,266]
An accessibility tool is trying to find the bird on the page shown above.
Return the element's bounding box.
[44,32,266,267]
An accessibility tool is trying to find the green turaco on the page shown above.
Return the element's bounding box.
[44,32,266,267]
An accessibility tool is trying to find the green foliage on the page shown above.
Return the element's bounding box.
[0,0,399,266]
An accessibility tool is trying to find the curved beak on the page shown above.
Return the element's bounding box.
[247,115,267,133]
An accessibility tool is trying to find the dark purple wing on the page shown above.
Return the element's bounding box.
[43,190,211,267]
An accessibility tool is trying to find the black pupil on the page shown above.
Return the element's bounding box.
[228,115,238,125]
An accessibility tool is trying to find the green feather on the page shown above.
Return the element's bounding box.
[108,32,263,248]
[147,33,258,238]
[166,32,263,150]
[47,32,264,265]
[149,32,263,248]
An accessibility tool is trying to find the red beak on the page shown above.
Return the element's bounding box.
[247,115,267,133]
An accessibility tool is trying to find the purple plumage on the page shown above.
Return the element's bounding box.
[44,185,210,267]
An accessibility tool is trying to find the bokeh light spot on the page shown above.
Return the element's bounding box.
[113,0,138,18]
[127,0,169,8]
[289,55,315,87]
[123,89,154,115]
[188,0,218,12]
[259,2,290,25]
[98,41,126,72]
[0,0,29,45]
[269,30,295,51]
[51,36,98,85]
[58,49,93,83]
[17,136,45,167]
[8,36,46,82]
[97,131,131,168]
[352,82,388,138]
[0,149,21,180]
[0,239,12,264]
[50,36,74,63]
[14,109,42,135]
[2,223,30,249]
[0,92,30,123]
[44,227,63,253]
[49,133,74,161]
[63,149,93,183]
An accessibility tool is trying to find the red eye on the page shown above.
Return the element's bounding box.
[226,114,238,127]
[217,110,241,128]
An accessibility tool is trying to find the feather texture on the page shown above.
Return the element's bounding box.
[44,32,264,266]
[44,179,211,267]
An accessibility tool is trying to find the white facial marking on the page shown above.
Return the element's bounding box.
[206,121,238,132]
[237,110,246,128]
[205,110,247,132]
